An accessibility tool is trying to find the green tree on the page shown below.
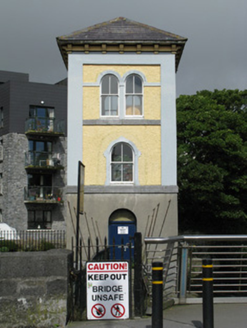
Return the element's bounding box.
[177,89,247,234]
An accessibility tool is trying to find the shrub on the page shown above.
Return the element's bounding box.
[0,246,9,252]
[0,240,19,251]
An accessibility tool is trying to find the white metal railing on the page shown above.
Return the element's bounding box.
[144,235,247,304]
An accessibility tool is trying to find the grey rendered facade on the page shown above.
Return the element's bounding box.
[0,70,67,230]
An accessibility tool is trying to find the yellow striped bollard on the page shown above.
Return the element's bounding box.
[202,258,214,328]
[152,262,163,328]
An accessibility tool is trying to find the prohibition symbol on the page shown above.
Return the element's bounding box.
[91,303,106,318]
[111,303,125,318]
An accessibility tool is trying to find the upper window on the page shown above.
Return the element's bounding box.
[125,74,143,116]
[111,143,133,182]
[29,106,55,132]
[101,74,119,116]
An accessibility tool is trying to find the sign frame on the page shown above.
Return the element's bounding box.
[86,261,130,320]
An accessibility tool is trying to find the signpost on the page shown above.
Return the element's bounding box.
[76,161,85,269]
[86,261,129,320]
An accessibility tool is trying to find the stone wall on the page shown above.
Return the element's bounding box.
[2,133,28,230]
[0,249,73,328]
[0,133,67,231]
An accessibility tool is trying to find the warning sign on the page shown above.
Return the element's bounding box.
[91,304,106,318]
[111,303,125,318]
[87,261,129,320]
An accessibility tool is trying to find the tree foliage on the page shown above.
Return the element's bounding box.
[177,89,247,234]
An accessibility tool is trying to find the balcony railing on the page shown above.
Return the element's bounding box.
[25,118,65,136]
[25,151,63,170]
[24,186,63,203]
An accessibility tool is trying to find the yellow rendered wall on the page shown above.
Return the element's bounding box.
[83,65,160,83]
[83,65,161,120]
[83,125,161,186]
[82,64,162,186]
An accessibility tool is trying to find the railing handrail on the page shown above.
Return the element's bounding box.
[145,234,247,304]
[145,235,247,244]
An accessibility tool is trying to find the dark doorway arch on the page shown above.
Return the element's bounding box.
[108,209,137,260]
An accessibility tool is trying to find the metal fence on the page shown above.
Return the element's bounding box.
[144,235,247,304]
[0,230,66,251]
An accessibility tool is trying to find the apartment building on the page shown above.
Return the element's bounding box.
[0,70,67,230]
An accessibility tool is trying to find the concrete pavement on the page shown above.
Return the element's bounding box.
[67,303,247,327]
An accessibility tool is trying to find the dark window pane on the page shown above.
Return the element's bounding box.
[111,96,118,115]
[29,140,34,151]
[102,76,110,94]
[123,144,132,161]
[112,164,122,181]
[29,107,36,117]
[43,175,52,186]
[36,107,46,118]
[110,76,118,94]
[135,76,142,93]
[123,164,133,181]
[112,144,121,161]
[36,141,45,151]
[126,76,133,93]
[47,142,52,152]
[102,96,108,115]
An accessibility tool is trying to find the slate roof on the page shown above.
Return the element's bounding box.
[57,17,187,70]
[58,17,187,42]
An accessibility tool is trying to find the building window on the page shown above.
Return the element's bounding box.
[28,210,52,229]
[0,107,3,128]
[29,106,55,131]
[28,174,52,199]
[111,143,133,182]
[125,74,143,116]
[101,74,119,116]
[28,140,52,166]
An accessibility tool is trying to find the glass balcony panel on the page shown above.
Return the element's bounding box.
[25,118,65,135]
[24,186,62,202]
[25,152,63,168]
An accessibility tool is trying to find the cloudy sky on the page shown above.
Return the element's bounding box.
[0,0,246,96]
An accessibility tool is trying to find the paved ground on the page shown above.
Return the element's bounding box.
[67,303,247,327]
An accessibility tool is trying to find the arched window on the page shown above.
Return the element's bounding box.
[111,143,133,182]
[101,74,119,116]
[125,74,143,116]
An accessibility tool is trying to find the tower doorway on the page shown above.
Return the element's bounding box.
[108,209,137,260]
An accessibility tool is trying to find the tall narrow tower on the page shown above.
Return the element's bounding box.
[57,17,187,249]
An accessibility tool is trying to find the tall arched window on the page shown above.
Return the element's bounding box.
[101,74,119,116]
[125,74,143,116]
[111,142,133,182]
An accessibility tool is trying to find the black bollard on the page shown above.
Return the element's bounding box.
[202,258,214,328]
[152,262,163,328]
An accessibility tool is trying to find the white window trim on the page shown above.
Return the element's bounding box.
[110,142,134,184]
[98,70,146,119]
[99,71,121,118]
[124,72,144,118]
[104,137,141,185]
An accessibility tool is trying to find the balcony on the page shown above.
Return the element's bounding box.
[25,151,64,172]
[25,118,65,137]
[24,186,63,204]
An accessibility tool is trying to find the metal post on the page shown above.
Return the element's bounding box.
[202,258,214,328]
[134,233,143,317]
[179,243,188,303]
[152,262,163,328]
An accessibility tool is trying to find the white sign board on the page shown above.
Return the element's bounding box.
[117,226,129,234]
[86,261,129,320]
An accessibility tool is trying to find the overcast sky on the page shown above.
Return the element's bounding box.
[0,0,246,96]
